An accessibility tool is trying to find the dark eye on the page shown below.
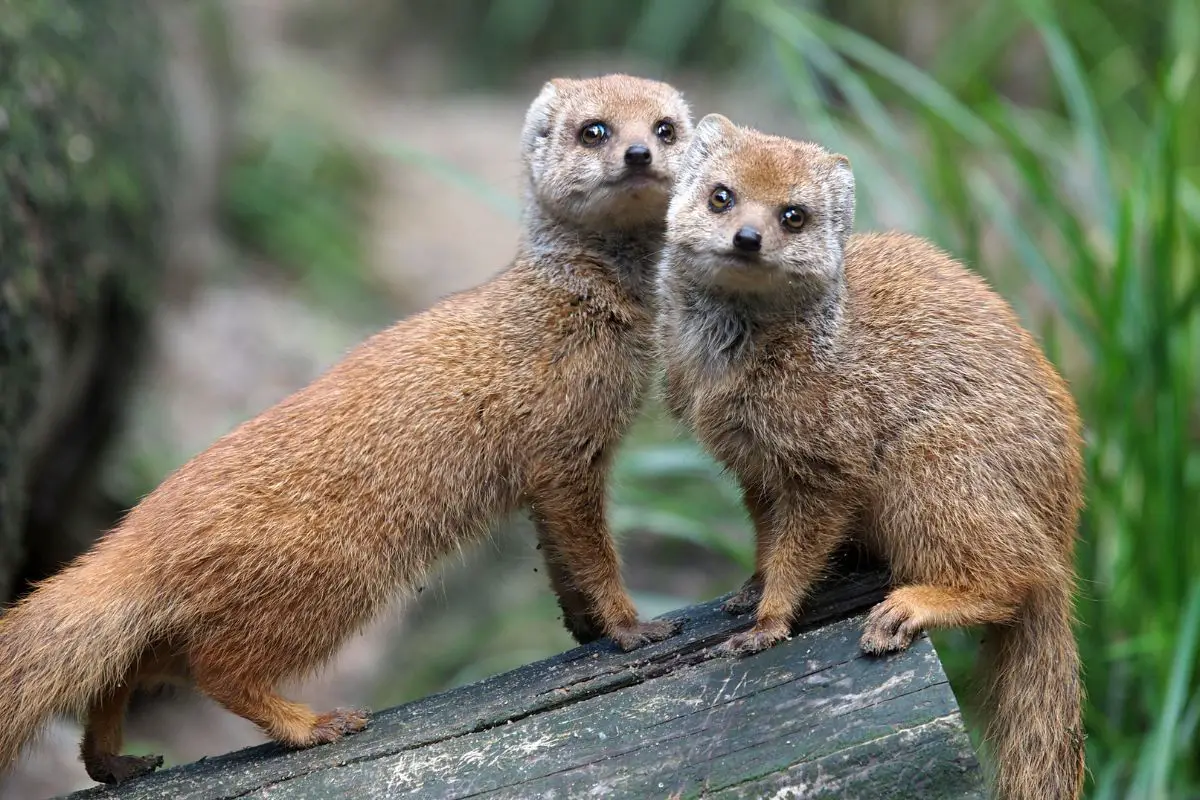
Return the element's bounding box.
[708,185,735,213]
[578,122,610,147]
[781,206,807,231]
[654,119,677,144]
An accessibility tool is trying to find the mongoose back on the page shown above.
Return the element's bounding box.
[657,114,1085,800]
[0,75,693,785]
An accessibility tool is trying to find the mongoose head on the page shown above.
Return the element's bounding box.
[521,74,693,231]
[665,114,855,295]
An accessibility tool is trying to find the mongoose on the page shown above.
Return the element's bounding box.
[0,74,693,785]
[657,114,1085,800]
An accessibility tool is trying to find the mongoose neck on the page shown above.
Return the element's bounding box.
[520,200,663,304]
[663,262,847,365]
[670,260,846,323]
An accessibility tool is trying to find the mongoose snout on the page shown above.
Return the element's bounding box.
[624,143,653,166]
[732,226,763,252]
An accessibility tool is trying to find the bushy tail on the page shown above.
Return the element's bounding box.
[0,555,161,772]
[981,586,1085,800]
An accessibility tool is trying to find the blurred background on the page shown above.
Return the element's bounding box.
[0,0,1196,797]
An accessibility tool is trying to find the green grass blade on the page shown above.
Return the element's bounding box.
[753,1,997,146]
[624,0,715,65]
[1129,582,1200,796]
[1017,0,1117,232]
[928,0,1022,92]
[967,168,1096,351]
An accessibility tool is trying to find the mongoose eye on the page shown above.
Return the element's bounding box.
[781,206,807,231]
[708,186,735,213]
[654,119,677,144]
[578,122,610,147]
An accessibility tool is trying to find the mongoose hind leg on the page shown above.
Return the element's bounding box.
[208,683,369,748]
[194,672,369,748]
[307,708,372,745]
[81,679,162,784]
[861,584,1021,654]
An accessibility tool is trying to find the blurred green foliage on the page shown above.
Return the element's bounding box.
[289,0,757,87]
[610,403,753,569]
[221,115,382,314]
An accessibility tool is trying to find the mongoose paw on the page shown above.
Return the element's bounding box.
[860,597,924,654]
[609,618,684,652]
[86,753,164,785]
[715,624,789,657]
[721,577,764,616]
[309,707,371,746]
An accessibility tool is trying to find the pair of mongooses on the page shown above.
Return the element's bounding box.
[0,77,1083,800]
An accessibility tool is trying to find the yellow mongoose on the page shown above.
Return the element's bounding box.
[657,114,1084,800]
[0,75,693,785]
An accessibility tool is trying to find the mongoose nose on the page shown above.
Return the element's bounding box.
[624,144,652,167]
[732,226,763,252]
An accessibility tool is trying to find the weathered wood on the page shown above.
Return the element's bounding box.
[63,557,985,799]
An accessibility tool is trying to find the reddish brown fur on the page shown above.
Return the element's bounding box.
[0,75,693,785]
[658,115,1085,800]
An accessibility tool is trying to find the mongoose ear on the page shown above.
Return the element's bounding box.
[693,113,738,152]
[679,113,737,181]
[520,80,564,174]
[829,153,856,248]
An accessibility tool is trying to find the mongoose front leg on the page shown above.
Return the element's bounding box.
[530,471,682,652]
[717,491,853,657]
[861,584,1022,654]
[536,527,604,644]
[722,479,775,616]
[81,680,162,784]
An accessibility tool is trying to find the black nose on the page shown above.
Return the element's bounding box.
[624,144,652,166]
[732,226,763,252]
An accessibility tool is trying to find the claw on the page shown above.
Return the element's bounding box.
[860,597,923,654]
[714,624,788,657]
[609,618,684,652]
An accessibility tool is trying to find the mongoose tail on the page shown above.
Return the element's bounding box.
[982,584,1085,799]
